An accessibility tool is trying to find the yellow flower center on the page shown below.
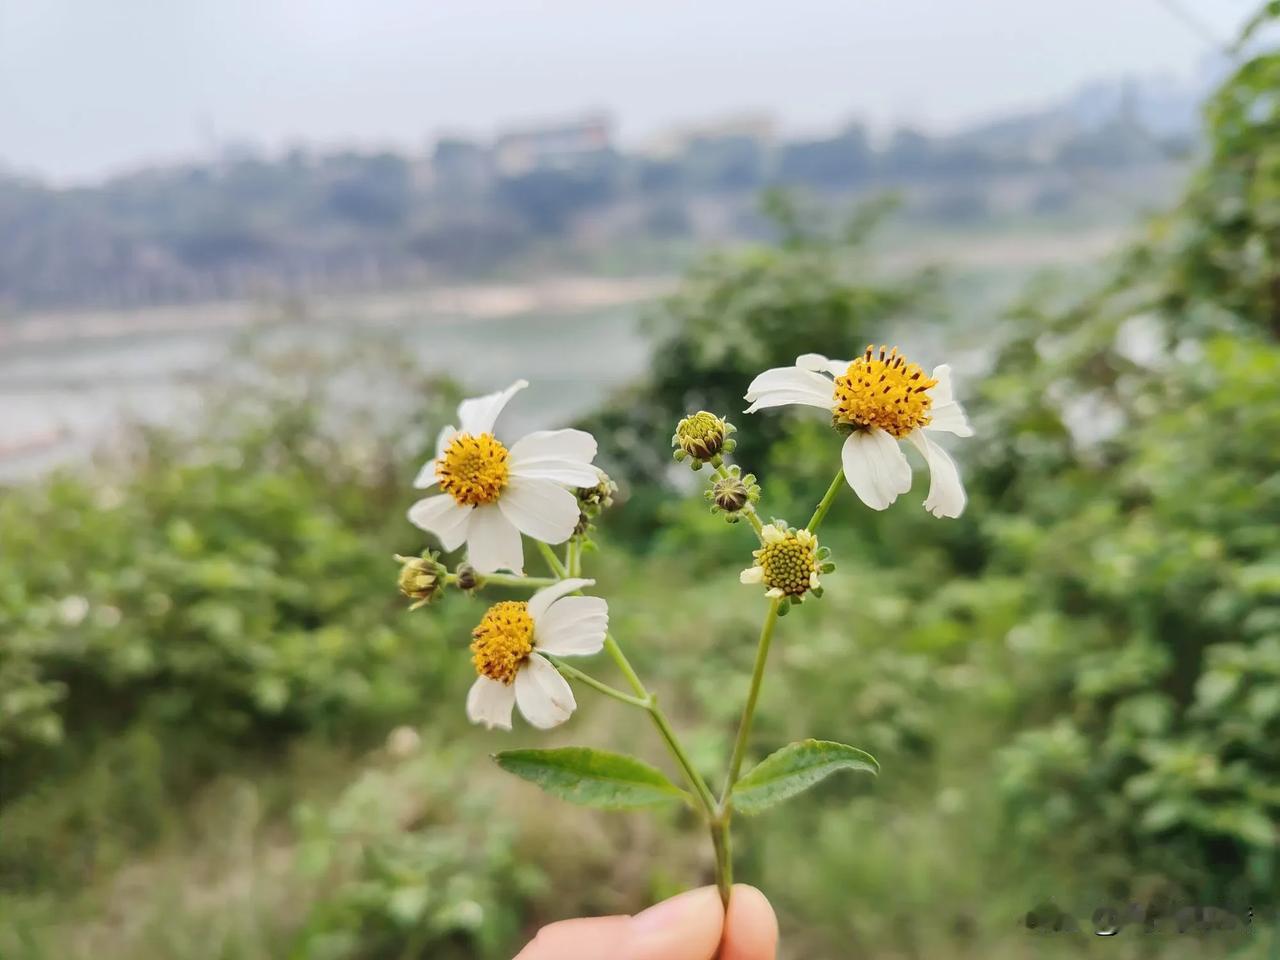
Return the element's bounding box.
[754,531,818,597]
[436,432,510,506]
[471,601,534,684]
[832,345,937,439]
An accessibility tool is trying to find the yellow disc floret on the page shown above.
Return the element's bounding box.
[470,601,535,684]
[832,345,937,438]
[752,526,819,598]
[437,432,511,505]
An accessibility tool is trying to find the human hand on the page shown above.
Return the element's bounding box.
[514,884,778,960]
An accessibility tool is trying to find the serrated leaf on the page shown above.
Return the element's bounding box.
[493,747,691,809]
[732,739,878,815]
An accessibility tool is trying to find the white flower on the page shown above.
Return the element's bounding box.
[465,578,608,730]
[407,380,599,573]
[744,345,973,518]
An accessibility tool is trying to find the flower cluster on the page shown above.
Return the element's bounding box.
[397,346,970,738]
[396,346,971,914]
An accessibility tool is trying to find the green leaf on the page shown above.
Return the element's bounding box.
[732,739,878,815]
[492,747,691,809]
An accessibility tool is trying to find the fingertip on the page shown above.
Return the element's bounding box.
[722,884,779,960]
[629,885,725,960]
[513,915,630,960]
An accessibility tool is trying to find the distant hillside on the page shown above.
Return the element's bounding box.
[0,73,1204,312]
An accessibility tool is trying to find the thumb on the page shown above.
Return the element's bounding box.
[515,886,724,960]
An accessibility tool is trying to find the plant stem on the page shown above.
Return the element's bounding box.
[806,467,845,532]
[535,537,727,885]
[535,540,568,579]
[604,634,648,699]
[709,817,733,907]
[550,657,650,709]
[447,572,558,589]
[603,635,720,816]
[721,598,783,796]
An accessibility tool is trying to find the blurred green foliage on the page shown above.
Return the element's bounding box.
[591,5,1280,909]
[290,741,545,960]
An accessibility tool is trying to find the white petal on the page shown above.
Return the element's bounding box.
[509,428,597,465]
[407,494,473,551]
[841,429,912,511]
[508,428,599,485]
[497,476,580,545]
[528,577,595,621]
[466,504,525,574]
[457,379,528,436]
[466,676,515,730]
[924,366,973,437]
[435,424,459,457]
[743,366,836,413]
[929,364,955,404]
[925,401,974,437]
[796,353,850,376]
[515,653,576,729]
[535,597,608,657]
[740,566,764,584]
[412,458,439,489]
[907,431,967,519]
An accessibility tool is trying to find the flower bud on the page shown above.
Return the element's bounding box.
[576,469,617,515]
[704,464,760,523]
[395,552,446,609]
[454,563,482,594]
[672,411,736,467]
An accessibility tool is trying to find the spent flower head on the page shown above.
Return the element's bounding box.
[672,411,736,469]
[744,346,973,517]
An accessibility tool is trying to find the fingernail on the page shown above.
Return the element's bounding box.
[631,887,714,936]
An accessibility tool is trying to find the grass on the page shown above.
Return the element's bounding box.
[4,548,1276,959]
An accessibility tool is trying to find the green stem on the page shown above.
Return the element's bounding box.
[602,635,719,816]
[550,657,650,709]
[648,696,719,816]
[806,467,845,532]
[447,572,557,589]
[604,634,648,697]
[534,552,718,822]
[710,818,733,908]
[721,597,782,798]
[535,540,568,578]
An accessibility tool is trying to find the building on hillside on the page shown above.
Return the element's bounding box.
[492,113,614,176]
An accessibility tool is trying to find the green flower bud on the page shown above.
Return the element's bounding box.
[395,552,446,609]
[704,464,761,523]
[672,411,735,466]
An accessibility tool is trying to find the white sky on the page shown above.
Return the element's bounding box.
[0,0,1258,184]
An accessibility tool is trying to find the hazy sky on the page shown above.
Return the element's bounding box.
[0,0,1257,183]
